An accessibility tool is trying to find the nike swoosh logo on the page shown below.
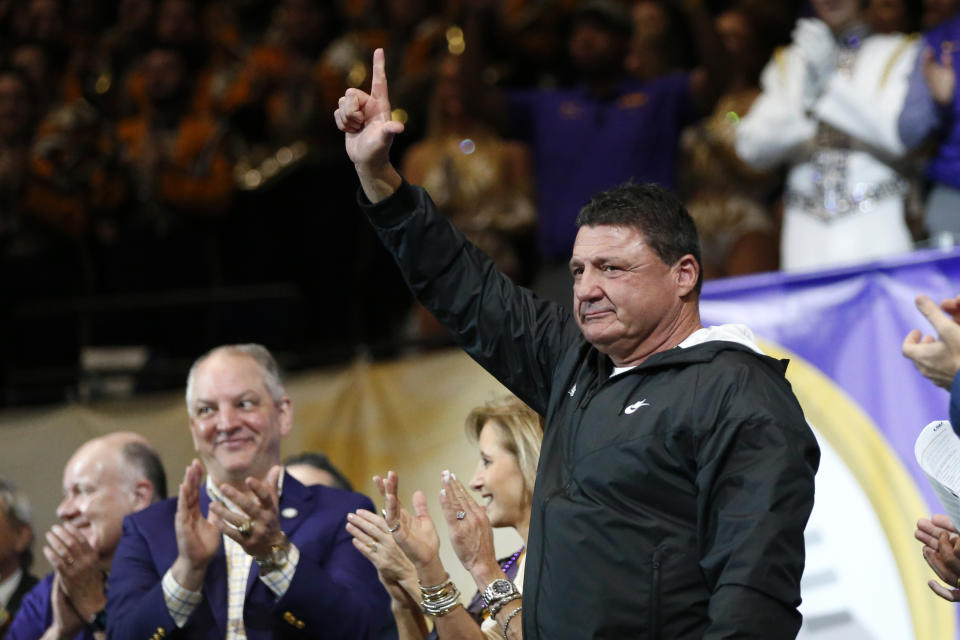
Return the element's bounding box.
[624,399,650,414]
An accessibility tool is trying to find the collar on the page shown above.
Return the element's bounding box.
[0,568,22,608]
[678,324,764,354]
[606,324,762,377]
[596,324,782,377]
[205,469,285,514]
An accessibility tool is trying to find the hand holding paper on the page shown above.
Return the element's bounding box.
[915,421,960,600]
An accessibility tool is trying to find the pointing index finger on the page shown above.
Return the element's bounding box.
[370,48,389,108]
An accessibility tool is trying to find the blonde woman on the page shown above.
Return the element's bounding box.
[346,396,542,640]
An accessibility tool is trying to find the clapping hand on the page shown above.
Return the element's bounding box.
[172,460,221,590]
[922,45,956,107]
[902,294,960,389]
[42,522,106,624]
[346,508,419,606]
[49,572,86,639]
[917,514,960,601]
[209,464,285,562]
[437,470,498,580]
[791,18,836,106]
[372,471,441,570]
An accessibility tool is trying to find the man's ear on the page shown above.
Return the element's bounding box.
[277,397,293,437]
[674,254,700,297]
[132,478,154,510]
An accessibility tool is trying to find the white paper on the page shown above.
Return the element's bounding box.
[915,420,960,529]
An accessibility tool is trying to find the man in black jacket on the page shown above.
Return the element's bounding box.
[335,49,820,639]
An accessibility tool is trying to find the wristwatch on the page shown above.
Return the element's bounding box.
[88,608,107,632]
[481,578,519,607]
[255,534,291,573]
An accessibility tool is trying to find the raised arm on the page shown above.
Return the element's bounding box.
[735,42,817,170]
[339,50,576,413]
[334,48,405,203]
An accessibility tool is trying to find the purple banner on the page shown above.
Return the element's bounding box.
[701,247,960,513]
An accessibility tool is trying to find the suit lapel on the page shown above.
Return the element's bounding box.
[199,487,229,639]
[277,471,315,539]
[198,472,315,640]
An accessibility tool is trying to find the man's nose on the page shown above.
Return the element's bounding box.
[216,405,241,431]
[56,495,75,520]
[574,269,601,301]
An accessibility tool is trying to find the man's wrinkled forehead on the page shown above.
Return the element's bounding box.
[190,351,269,404]
[572,223,652,256]
[63,447,112,489]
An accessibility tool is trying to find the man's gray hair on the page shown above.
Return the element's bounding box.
[185,343,286,410]
[121,441,168,502]
[0,478,33,570]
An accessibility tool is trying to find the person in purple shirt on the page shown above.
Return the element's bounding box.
[898,13,960,239]
[8,433,166,640]
[462,0,724,303]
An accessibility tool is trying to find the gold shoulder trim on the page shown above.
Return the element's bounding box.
[880,33,920,89]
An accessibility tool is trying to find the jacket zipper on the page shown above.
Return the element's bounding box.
[650,548,663,640]
[530,484,568,637]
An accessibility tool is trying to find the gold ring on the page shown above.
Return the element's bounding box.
[387,522,400,533]
[237,520,253,537]
[65,556,74,566]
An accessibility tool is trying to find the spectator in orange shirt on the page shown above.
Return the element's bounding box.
[221,0,343,152]
[121,0,214,117]
[109,44,232,291]
[116,45,231,218]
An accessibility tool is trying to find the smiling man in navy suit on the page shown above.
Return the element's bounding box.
[106,344,389,639]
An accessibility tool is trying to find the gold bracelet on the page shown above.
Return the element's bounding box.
[418,575,451,595]
[419,581,462,617]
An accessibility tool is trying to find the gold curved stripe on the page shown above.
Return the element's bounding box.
[879,33,919,89]
[759,339,954,640]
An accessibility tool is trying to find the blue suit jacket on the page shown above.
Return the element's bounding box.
[6,573,92,640]
[951,373,960,436]
[106,473,390,639]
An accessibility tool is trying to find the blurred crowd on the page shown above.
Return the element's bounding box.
[0,0,957,404]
